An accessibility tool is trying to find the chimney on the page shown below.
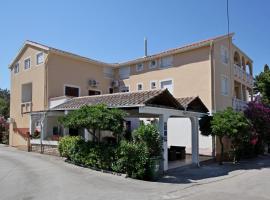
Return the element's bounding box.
[144,37,148,57]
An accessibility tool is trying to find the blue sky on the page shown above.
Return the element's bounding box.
[1,0,269,89]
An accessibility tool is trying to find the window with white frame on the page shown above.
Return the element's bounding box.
[36,52,44,65]
[120,86,129,93]
[160,79,173,94]
[221,46,229,65]
[149,60,157,69]
[160,56,173,68]
[119,66,130,79]
[150,81,157,89]
[24,58,31,70]
[103,67,114,79]
[136,63,144,72]
[137,83,143,91]
[14,63,19,74]
[221,76,229,96]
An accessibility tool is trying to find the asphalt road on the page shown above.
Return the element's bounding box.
[1,144,270,200]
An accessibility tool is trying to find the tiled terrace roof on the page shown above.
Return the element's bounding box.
[52,89,184,111]
[176,97,209,113]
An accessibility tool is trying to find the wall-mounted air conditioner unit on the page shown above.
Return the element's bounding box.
[89,79,98,87]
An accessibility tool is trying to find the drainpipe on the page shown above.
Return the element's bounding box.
[209,42,216,158]
[44,52,50,109]
[209,42,216,114]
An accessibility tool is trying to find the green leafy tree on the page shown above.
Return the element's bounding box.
[132,124,162,158]
[254,64,270,105]
[210,108,250,164]
[59,104,127,143]
[0,89,10,119]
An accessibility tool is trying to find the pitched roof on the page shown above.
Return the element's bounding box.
[118,33,235,66]
[9,40,113,68]
[52,89,184,111]
[176,96,209,113]
[10,33,235,68]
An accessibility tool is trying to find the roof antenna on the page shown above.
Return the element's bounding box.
[144,37,148,57]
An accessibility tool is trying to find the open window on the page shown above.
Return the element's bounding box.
[64,85,80,97]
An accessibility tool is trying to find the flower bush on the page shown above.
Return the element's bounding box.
[244,101,270,154]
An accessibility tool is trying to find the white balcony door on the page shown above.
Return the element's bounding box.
[160,80,173,94]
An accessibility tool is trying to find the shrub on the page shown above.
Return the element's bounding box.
[132,124,162,158]
[58,136,82,159]
[113,141,149,179]
[244,101,270,154]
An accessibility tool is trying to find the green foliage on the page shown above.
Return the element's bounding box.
[199,115,213,136]
[132,124,162,158]
[58,123,162,180]
[0,89,10,119]
[58,136,82,159]
[211,107,251,163]
[254,65,270,105]
[113,140,149,179]
[59,105,127,142]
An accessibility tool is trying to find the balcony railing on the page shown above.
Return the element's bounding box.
[233,64,254,87]
[232,97,247,111]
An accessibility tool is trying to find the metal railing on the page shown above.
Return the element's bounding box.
[233,64,254,87]
[232,97,247,111]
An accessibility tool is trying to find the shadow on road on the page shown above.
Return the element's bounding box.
[158,155,270,184]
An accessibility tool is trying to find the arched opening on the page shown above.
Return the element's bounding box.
[242,57,246,71]
[246,61,252,75]
[233,51,241,67]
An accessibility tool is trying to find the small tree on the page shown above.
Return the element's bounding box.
[254,64,270,105]
[0,89,10,119]
[210,108,250,164]
[59,105,127,143]
[132,124,162,158]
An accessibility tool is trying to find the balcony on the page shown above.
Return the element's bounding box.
[233,64,254,87]
[232,97,247,112]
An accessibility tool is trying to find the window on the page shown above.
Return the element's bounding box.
[221,76,229,96]
[14,63,19,74]
[137,83,143,91]
[88,90,101,96]
[24,58,31,70]
[65,86,79,97]
[119,66,130,79]
[136,63,144,72]
[149,60,157,69]
[160,79,173,94]
[36,52,44,65]
[221,46,229,65]
[120,86,129,93]
[103,67,114,79]
[160,56,173,68]
[150,81,157,89]
[21,83,32,103]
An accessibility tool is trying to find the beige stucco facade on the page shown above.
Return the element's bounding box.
[9,34,253,156]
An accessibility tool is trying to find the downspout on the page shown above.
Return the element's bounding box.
[209,42,216,114]
[209,41,216,157]
[44,52,50,109]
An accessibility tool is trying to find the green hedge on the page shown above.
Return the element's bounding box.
[58,124,162,180]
